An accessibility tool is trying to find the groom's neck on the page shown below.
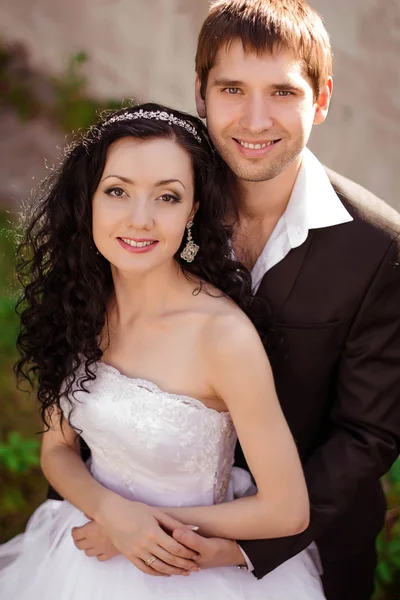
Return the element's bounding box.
[236,158,302,224]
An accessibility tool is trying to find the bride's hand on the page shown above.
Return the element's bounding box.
[95,494,200,576]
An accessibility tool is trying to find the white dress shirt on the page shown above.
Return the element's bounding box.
[251,147,353,293]
[237,148,353,571]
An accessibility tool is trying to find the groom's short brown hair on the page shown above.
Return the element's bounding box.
[195,0,332,100]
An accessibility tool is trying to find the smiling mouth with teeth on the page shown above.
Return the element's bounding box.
[119,238,156,248]
[236,139,280,149]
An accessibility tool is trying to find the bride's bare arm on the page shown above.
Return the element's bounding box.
[41,412,113,518]
[161,312,310,540]
[40,410,199,574]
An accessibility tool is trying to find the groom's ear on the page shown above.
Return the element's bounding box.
[313,77,333,125]
[195,75,207,119]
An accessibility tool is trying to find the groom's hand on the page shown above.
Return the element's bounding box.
[172,528,247,569]
[72,520,121,562]
[72,516,200,576]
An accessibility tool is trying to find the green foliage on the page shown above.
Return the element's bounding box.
[0,296,19,355]
[0,44,123,131]
[0,212,46,542]
[0,214,20,359]
[51,52,121,131]
[0,432,40,473]
[373,463,400,599]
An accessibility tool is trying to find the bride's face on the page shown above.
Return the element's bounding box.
[92,136,196,275]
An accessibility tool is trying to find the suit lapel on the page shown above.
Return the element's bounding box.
[256,230,315,319]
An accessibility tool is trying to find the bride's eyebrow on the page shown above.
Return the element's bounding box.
[101,174,133,184]
[155,179,186,190]
[101,175,186,190]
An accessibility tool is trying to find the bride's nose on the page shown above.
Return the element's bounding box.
[127,198,154,230]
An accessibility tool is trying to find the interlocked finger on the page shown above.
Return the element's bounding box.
[130,556,170,577]
[153,545,198,572]
[141,553,191,576]
[95,553,121,562]
[158,529,199,560]
[73,537,92,551]
[96,554,108,562]
[71,528,86,543]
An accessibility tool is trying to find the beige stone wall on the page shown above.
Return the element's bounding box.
[308,0,400,209]
[0,0,399,208]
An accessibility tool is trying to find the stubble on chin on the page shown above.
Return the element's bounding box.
[216,139,304,183]
[230,160,284,183]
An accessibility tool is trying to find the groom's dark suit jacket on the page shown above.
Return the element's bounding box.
[237,169,400,578]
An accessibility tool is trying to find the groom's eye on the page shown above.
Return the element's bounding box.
[275,90,294,97]
[223,87,241,95]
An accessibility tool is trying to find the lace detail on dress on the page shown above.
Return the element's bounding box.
[98,362,224,414]
[213,419,237,504]
[60,362,237,508]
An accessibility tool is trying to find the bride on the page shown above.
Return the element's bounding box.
[0,103,324,599]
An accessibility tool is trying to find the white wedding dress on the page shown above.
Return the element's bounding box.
[0,362,325,599]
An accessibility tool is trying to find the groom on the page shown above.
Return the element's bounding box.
[71,1,400,598]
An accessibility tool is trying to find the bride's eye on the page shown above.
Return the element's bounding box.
[159,193,181,204]
[105,187,127,198]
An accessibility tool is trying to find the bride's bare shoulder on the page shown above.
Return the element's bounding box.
[197,289,263,355]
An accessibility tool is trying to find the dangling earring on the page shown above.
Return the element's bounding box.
[180,220,199,263]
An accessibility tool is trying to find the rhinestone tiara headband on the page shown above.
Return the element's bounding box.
[101,109,202,144]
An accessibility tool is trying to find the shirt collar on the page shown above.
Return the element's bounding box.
[250,148,354,293]
[284,147,353,250]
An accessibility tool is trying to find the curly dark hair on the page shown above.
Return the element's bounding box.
[15,102,272,426]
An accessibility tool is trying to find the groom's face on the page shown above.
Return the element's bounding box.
[196,40,330,183]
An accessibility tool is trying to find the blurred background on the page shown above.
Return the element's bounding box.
[0,1,399,597]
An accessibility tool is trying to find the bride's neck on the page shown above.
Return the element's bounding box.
[109,259,187,325]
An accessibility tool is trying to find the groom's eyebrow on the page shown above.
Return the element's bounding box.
[270,82,305,93]
[212,78,244,87]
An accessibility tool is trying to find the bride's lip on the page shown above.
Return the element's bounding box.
[119,237,156,242]
[117,238,159,253]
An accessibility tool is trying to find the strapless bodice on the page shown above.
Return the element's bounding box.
[61,362,237,507]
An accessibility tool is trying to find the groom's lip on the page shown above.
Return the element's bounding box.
[232,137,281,157]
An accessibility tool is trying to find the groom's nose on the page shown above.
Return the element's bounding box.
[239,93,275,134]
